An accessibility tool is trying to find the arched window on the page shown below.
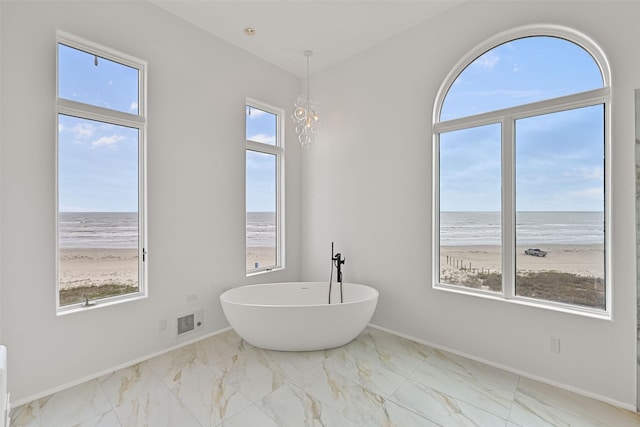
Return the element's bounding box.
[433,26,610,314]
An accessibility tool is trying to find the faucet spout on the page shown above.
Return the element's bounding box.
[333,252,345,283]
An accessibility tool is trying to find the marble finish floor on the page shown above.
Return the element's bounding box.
[10,327,640,426]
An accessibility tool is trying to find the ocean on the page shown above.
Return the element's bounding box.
[58,212,139,249]
[441,211,604,246]
[59,211,599,249]
[246,212,276,247]
[58,211,276,249]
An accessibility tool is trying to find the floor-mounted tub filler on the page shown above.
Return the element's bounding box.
[220,281,379,351]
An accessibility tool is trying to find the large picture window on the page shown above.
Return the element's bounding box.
[57,33,147,311]
[246,100,284,274]
[434,27,609,313]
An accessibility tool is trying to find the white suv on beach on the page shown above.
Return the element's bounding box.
[524,248,547,257]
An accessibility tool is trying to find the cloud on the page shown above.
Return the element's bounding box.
[91,134,126,149]
[248,133,275,144]
[472,51,500,70]
[130,101,138,112]
[567,186,604,199]
[476,89,542,99]
[71,122,96,139]
[563,166,604,181]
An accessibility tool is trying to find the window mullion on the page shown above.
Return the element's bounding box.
[502,117,515,299]
[57,99,144,128]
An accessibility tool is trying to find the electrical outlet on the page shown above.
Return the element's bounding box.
[549,337,561,353]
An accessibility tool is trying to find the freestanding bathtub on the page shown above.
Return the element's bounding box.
[220,282,379,351]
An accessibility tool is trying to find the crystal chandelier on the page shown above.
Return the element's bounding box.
[292,50,319,148]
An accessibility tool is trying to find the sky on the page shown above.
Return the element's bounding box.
[246,106,277,213]
[58,44,140,212]
[439,36,605,212]
[58,36,605,214]
[57,43,278,213]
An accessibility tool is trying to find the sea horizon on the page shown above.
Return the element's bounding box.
[59,211,602,249]
[440,211,604,246]
[58,211,278,249]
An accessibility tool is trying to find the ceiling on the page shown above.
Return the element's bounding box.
[149,1,466,77]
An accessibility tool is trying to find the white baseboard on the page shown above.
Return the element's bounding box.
[11,327,232,408]
[367,323,637,413]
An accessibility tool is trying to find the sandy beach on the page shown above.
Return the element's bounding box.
[60,243,602,288]
[59,248,138,290]
[60,246,276,288]
[440,244,604,278]
[440,244,605,308]
[246,246,277,270]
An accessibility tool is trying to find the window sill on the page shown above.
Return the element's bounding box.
[433,282,611,321]
[246,266,284,277]
[56,292,147,316]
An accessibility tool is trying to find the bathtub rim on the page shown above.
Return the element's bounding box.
[219,281,378,309]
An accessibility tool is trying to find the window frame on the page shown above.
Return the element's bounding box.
[432,25,612,318]
[245,98,285,276]
[55,32,148,314]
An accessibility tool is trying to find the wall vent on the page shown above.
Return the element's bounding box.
[176,310,203,336]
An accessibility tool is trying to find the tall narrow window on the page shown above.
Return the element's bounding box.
[57,33,146,311]
[434,28,609,313]
[246,100,284,274]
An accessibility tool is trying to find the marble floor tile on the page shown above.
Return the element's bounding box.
[426,350,519,394]
[11,327,640,427]
[38,380,112,427]
[361,399,440,427]
[99,362,166,408]
[112,386,200,427]
[409,350,517,419]
[216,404,279,427]
[391,378,509,426]
[319,349,407,397]
[509,376,640,427]
[257,382,357,427]
[212,349,288,403]
[291,365,391,425]
[349,327,434,376]
[251,348,318,381]
[9,401,40,427]
[146,345,211,390]
[194,329,253,366]
[74,410,122,427]
[163,357,252,426]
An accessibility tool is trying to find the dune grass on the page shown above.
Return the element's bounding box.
[444,271,605,309]
[59,284,139,306]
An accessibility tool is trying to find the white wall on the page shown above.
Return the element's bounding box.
[303,1,640,409]
[0,1,301,402]
[0,0,3,347]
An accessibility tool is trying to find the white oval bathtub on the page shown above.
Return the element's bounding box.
[220,282,378,351]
